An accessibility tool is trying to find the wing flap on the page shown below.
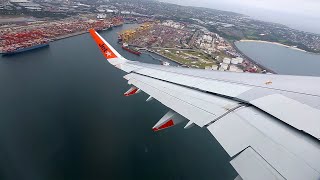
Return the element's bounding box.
[208,106,320,180]
[236,106,320,173]
[208,107,263,157]
[230,147,285,180]
[251,94,320,139]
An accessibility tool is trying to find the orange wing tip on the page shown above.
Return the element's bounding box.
[89,29,118,60]
[89,29,94,34]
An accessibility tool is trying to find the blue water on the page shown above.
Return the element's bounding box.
[235,41,320,76]
[0,24,235,179]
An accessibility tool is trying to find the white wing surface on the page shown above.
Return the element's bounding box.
[89,29,320,180]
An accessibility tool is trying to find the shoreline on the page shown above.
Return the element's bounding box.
[231,42,277,74]
[53,31,88,41]
[237,40,307,53]
[0,31,88,54]
[143,49,183,65]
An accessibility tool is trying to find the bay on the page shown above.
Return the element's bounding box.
[235,41,320,76]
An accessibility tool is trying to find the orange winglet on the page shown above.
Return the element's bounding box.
[89,29,117,60]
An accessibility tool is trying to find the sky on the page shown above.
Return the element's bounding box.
[160,0,320,34]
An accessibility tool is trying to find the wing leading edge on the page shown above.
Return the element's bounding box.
[89,30,320,180]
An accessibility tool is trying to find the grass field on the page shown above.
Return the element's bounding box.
[157,49,217,69]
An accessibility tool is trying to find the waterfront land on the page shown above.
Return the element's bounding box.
[0,14,123,54]
[1,0,319,70]
[109,0,320,53]
[1,0,320,54]
[120,21,263,73]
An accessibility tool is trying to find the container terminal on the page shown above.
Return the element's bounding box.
[0,16,124,55]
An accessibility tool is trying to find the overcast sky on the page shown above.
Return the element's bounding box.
[160,0,320,34]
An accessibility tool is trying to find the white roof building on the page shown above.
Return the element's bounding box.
[220,63,229,71]
[106,9,114,13]
[211,65,218,70]
[223,57,231,64]
[231,57,244,64]
[97,14,107,19]
[121,11,130,15]
[229,65,244,72]
[162,20,184,29]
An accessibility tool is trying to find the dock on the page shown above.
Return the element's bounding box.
[141,48,183,65]
[53,31,87,41]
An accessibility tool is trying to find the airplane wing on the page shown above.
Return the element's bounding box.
[89,29,320,180]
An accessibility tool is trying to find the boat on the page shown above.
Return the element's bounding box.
[122,43,141,56]
[117,34,123,43]
[96,25,112,33]
[104,26,112,31]
[112,22,124,27]
[2,43,49,56]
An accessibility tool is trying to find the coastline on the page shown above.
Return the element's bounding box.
[0,31,88,55]
[53,31,88,41]
[238,40,307,53]
[143,49,183,65]
[231,41,277,74]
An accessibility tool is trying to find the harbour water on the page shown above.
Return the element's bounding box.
[235,41,320,76]
[0,24,236,179]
